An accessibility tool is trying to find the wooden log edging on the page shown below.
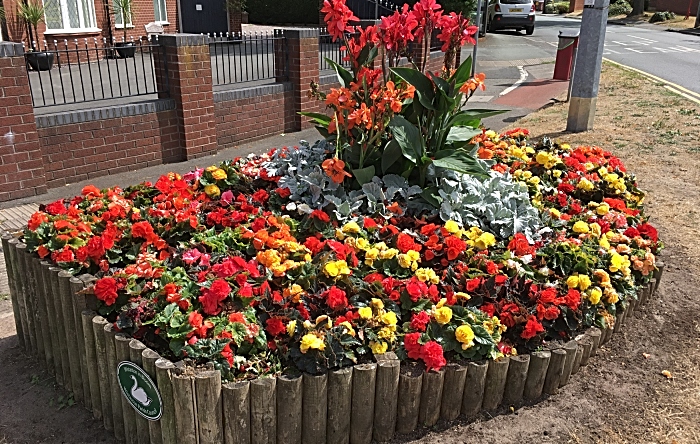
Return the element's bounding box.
[3,247,665,444]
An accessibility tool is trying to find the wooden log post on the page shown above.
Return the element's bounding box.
[15,243,36,355]
[559,340,579,387]
[571,343,584,375]
[303,373,328,444]
[58,270,83,400]
[440,363,467,422]
[223,380,251,444]
[69,277,91,411]
[115,334,138,444]
[396,371,422,435]
[155,359,177,444]
[104,324,125,440]
[22,248,47,362]
[373,358,400,442]
[502,354,530,406]
[654,261,664,294]
[418,369,444,427]
[648,278,657,300]
[350,363,376,444]
[91,316,111,426]
[129,339,151,444]
[579,335,594,367]
[587,328,602,357]
[10,239,34,354]
[172,372,198,444]
[250,377,276,444]
[2,235,25,349]
[327,367,353,444]
[602,325,613,345]
[51,266,73,388]
[41,262,64,385]
[195,370,224,444]
[29,251,54,372]
[142,349,163,444]
[542,348,566,395]
[461,361,488,418]
[641,283,651,306]
[633,288,643,318]
[523,350,551,401]
[81,310,101,419]
[276,375,302,444]
[482,357,509,411]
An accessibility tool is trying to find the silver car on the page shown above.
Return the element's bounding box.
[486,0,536,35]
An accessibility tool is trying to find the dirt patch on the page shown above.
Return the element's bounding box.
[652,15,697,29]
[1,63,699,443]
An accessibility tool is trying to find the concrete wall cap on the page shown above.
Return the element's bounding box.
[35,98,176,128]
[158,33,209,47]
[0,42,25,57]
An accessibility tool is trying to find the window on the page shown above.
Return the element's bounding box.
[43,0,98,32]
[114,0,133,28]
[153,0,167,23]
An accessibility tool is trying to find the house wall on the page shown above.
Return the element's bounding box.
[648,0,699,14]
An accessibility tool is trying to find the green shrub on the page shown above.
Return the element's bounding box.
[247,0,319,25]
[608,0,632,16]
[649,10,676,22]
[555,1,570,13]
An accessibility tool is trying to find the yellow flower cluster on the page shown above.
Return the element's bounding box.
[566,274,592,291]
[300,332,326,353]
[455,324,475,350]
[465,227,497,251]
[256,241,310,277]
[397,250,421,271]
[360,241,398,267]
[507,144,535,162]
[577,178,594,192]
[603,172,627,194]
[359,298,398,354]
[432,298,453,325]
[535,151,560,169]
[415,268,439,284]
[324,260,352,278]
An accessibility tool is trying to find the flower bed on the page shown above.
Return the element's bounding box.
[4,0,665,442]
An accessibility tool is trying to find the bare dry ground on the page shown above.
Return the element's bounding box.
[0,63,699,443]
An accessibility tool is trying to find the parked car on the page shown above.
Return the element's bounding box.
[486,0,536,35]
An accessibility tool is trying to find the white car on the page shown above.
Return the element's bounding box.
[486,0,536,35]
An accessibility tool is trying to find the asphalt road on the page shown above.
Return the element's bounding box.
[477,14,700,95]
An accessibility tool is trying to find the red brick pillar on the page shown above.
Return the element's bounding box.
[284,29,320,131]
[0,42,48,202]
[155,34,217,160]
[229,10,243,35]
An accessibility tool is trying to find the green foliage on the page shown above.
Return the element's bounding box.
[608,0,632,16]
[247,0,319,25]
[545,1,569,13]
[113,0,134,39]
[649,10,675,22]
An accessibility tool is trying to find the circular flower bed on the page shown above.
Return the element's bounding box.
[23,130,662,380]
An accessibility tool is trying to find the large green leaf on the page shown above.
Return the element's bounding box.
[382,139,403,174]
[450,55,473,86]
[325,58,354,88]
[431,149,488,177]
[446,127,482,143]
[390,67,435,110]
[390,116,423,164]
[352,165,376,186]
[299,112,331,127]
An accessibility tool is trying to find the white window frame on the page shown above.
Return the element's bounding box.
[153,0,168,25]
[114,1,134,29]
[42,0,100,35]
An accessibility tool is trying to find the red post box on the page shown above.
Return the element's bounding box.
[553,29,580,81]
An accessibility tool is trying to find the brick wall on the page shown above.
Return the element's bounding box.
[649,0,698,14]
[35,100,179,188]
[0,44,48,202]
[214,83,296,148]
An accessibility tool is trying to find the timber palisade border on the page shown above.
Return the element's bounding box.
[2,232,665,444]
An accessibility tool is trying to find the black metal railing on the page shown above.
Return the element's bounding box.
[346,0,400,19]
[319,29,355,72]
[208,31,287,87]
[25,37,166,108]
[430,28,443,52]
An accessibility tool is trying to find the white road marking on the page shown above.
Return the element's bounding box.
[627,35,657,43]
[625,48,657,54]
[499,66,528,97]
[670,46,700,53]
[611,41,630,46]
[603,49,622,54]
[469,95,495,102]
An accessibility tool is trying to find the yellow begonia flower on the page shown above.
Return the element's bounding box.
[566,275,580,289]
[572,221,590,234]
[433,306,453,325]
[371,298,384,309]
[596,203,609,216]
[599,236,610,249]
[590,222,602,238]
[370,341,388,354]
[444,220,461,234]
[588,288,602,305]
[287,320,297,336]
[474,232,496,250]
[455,324,475,349]
[380,311,397,326]
[211,169,227,180]
[205,165,218,172]
[552,170,562,178]
[609,253,630,273]
[358,307,373,320]
[577,274,591,291]
[324,260,351,278]
[204,184,220,198]
[379,248,398,260]
[339,321,355,336]
[550,208,561,219]
[415,268,439,284]
[364,248,379,266]
[300,333,325,353]
[577,178,594,192]
[355,238,370,251]
[342,221,361,234]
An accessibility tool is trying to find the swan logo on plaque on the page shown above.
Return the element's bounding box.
[117,361,163,421]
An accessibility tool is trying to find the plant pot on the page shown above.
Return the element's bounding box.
[26,51,55,71]
[115,42,136,59]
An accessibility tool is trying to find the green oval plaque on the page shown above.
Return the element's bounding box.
[117,361,163,421]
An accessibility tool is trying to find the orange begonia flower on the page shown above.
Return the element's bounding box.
[322,157,352,184]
